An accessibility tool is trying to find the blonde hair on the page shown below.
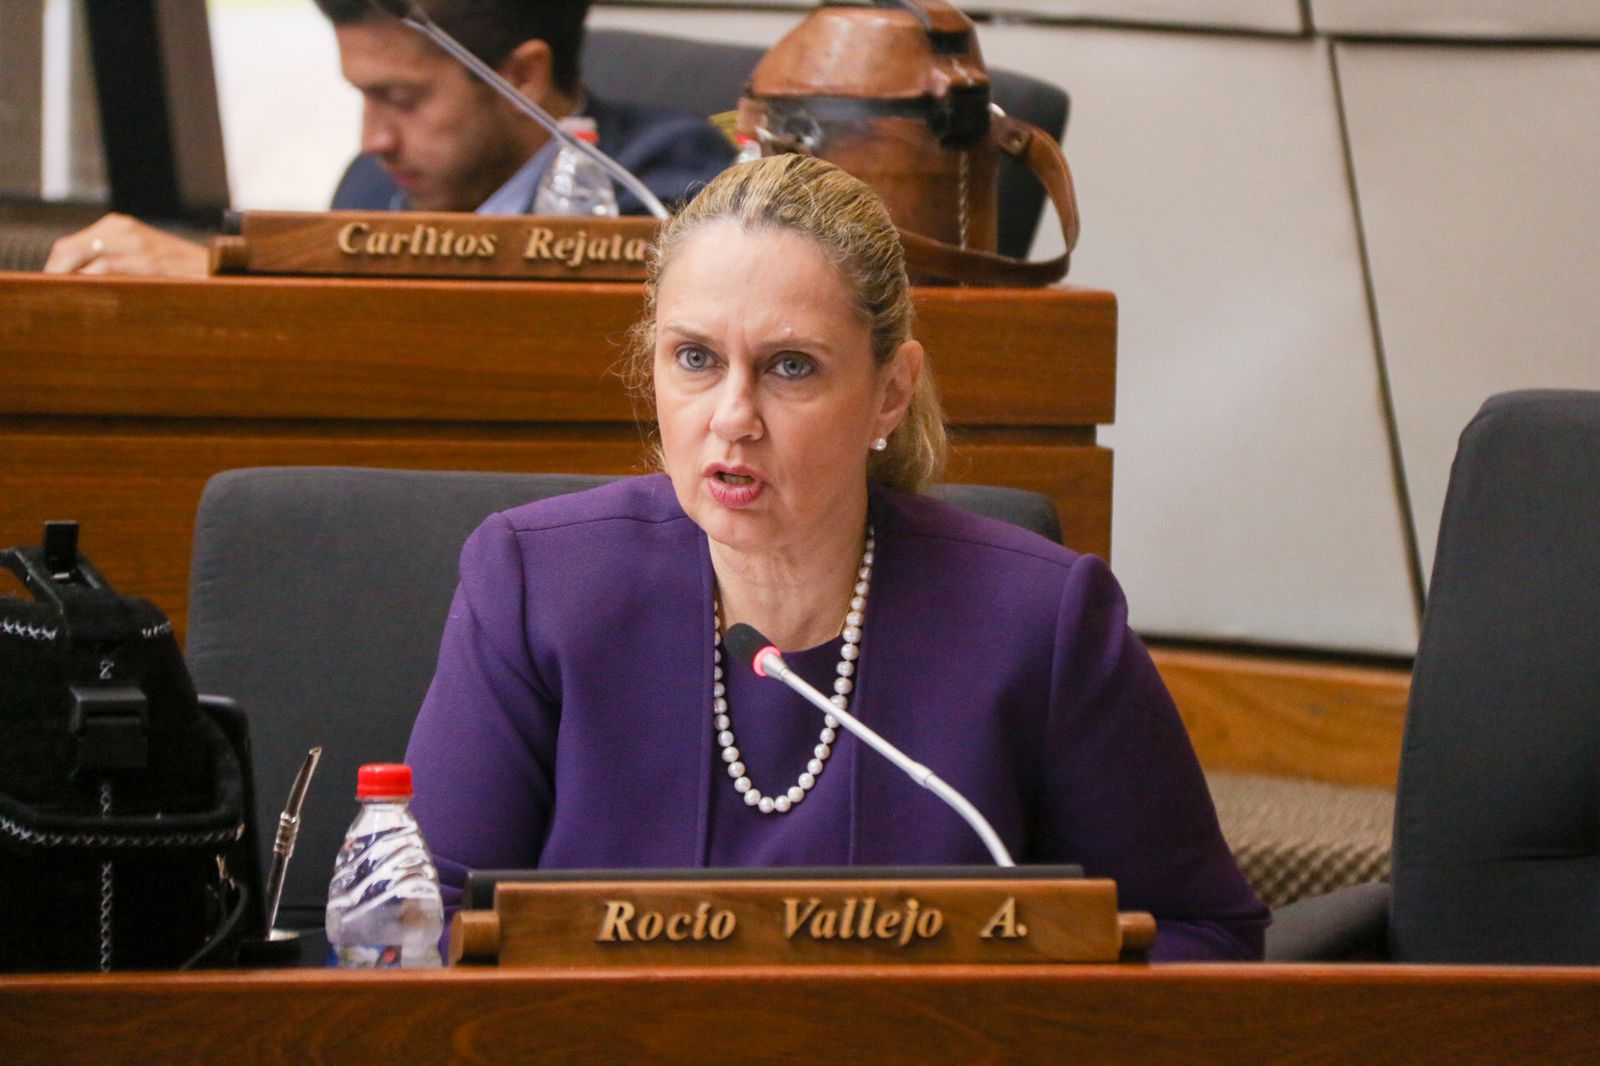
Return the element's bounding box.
[622,154,947,493]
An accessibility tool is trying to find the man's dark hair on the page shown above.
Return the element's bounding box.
[313,0,592,95]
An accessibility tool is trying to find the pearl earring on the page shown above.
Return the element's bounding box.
[872,437,888,452]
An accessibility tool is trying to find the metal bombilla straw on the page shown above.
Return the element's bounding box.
[365,0,670,220]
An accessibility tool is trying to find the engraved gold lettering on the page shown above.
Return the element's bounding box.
[665,912,690,941]
[597,900,635,942]
[707,909,736,940]
[552,237,576,264]
[780,897,944,946]
[784,898,820,939]
[624,237,647,262]
[979,896,1027,939]
[599,900,734,944]
[874,909,902,940]
[336,221,366,255]
[479,233,498,257]
[524,227,554,259]
[858,898,878,939]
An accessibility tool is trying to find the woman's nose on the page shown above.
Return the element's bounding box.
[709,376,762,443]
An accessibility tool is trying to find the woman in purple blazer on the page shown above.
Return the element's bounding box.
[407,155,1268,961]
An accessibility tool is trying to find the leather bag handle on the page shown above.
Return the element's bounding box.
[898,112,1081,287]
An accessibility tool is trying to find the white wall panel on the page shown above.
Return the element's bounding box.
[209,0,355,210]
[1313,1,1600,40]
[601,1,1307,35]
[964,1,1305,34]
[1337,43,1600,584]
[983,25,1419,653]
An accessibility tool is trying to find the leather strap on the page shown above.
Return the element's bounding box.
[900,114,1081,287]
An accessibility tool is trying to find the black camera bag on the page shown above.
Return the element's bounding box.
[1,522,261,971]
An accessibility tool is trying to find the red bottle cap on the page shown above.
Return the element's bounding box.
[357,763,414,799]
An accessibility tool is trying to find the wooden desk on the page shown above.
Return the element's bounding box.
[2,963,1595,1063]
[0,274,1114,640]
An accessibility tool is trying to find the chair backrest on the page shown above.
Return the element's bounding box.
[580,28,1069,261]
[185,467,1060,931]
[1390,390,1600,963]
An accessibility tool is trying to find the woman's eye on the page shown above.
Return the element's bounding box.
[772,354,814,379]
[675,346,712,371]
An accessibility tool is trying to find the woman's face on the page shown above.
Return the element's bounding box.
[653,221,917,559]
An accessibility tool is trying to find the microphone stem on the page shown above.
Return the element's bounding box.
[765,658,1016,867]
[396,7,671,220]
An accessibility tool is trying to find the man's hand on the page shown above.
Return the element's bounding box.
[44,213,208,277]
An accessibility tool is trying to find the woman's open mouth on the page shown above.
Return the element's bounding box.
[706,466,765,507]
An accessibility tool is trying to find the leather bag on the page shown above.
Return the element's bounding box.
[741,0,1079,286]
[0,523,261,971]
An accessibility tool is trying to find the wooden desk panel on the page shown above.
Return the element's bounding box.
[0,275,1115,424]
[2,964,1595,1064]
[0,275,1116,642]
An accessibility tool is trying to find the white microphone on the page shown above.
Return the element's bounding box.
[364,0,670,219]
[723,623,1015,867]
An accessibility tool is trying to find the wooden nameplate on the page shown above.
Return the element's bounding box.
[209,210,657,281]
[450,871,1156,968]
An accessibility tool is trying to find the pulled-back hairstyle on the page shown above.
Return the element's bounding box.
[624,154,947,493]
[313,0,591,95]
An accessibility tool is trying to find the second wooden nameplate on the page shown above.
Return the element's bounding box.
[210,210,657,281]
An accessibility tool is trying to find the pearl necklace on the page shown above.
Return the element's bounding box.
[713,526,875,815]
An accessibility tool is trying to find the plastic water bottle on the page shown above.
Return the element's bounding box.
[326,763,443,968]
[734,134,762,165]
[534,116,619,217]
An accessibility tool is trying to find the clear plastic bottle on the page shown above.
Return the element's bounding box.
[326,763,443,968]
[534,116,619,218]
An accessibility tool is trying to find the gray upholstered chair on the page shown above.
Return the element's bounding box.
[581,28,1070,260]
[184,467,1061,934]
[1269,390,1600,962]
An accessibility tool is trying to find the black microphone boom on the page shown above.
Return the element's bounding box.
[723,622,1015,866]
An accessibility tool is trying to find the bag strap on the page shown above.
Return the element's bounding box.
[0,713,246,853]
[898,113,1081,287]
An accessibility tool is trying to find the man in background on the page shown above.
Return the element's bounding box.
[46,0,733,275]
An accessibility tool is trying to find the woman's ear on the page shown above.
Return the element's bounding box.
[499,38,554,104]
[877,339,923,435]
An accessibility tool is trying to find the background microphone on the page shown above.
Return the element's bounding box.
[723,623,1015,867]
[364,0,669,219]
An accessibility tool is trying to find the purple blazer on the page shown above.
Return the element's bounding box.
[407,476,1268,960]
